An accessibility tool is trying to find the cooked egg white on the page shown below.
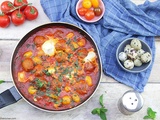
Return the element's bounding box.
[42,39,56,56]
[84,51,96,62]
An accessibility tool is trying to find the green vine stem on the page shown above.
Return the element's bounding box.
[6,3,32,14]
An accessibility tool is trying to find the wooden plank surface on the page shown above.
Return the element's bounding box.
[0,0,160,120]
[0,83,160,120]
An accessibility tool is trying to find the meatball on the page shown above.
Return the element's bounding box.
[55,51,68,63]
[55,39,67,51]
[34,64,44,76]
[84,62,95,73]
[22,58,34,72]
[34,36,46,47]
[77,48,88,60]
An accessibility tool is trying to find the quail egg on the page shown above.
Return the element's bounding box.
[124,60,134,69]
[137,49,145,57]
[119,52,127,62]
[141,52,152,63]
[127,48,138,60]
[134,59,142,67]
[130,38,142,50]
[124,44,131,54]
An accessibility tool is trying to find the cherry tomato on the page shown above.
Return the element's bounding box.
[1,1,14,14]
[85,10,95,20]
[91,0,99,8]
[24,6,38,20]
[11,10,25,26]
[0,14,10,28]
[94,7,102,16]
[82,0,92,9]
[78,7,88,16]
[14,0,28,10]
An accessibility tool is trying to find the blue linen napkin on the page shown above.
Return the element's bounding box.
[40,0,160,92]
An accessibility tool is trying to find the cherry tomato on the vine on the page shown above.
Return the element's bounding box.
[24,6,38,20]
[78,7,88,16]
[11,10,25,26]
[85,10,95,20]
[1,1,14,14]
[14,0,28,10]
[0,13,10,28]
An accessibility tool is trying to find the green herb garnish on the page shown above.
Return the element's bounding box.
[43,70,51,76]
[91,94,108,120]
[0,80,5,84]
[144,107,157,120]
[61,68,69,75]
[58,75,63,82]
[35,78,44,88]
[73,36,77,42]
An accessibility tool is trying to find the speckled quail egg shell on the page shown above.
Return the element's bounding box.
[124,60,134,69]
[130,38,142,50]
[119,52,127,62]
[124,44,131,54]
[141,52,152,63]
[127,48,138,60]
[137,49,145,57]
[134,59,142,67]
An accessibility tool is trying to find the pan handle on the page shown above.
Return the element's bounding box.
[0,86,22,109]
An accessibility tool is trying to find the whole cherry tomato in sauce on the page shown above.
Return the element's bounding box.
[24,6,38,20]
[11,10,25,26]
[85,10,95,20]
[0,13,10,28]
[94,7,102,16]
[1,1,14,14]
[14,0,28,10]
[78,7,88,16]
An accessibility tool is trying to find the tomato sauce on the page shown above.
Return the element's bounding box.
[13,26,100,111]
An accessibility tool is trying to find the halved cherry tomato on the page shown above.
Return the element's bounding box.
[24,6,38,20]
[1,1,14,14]
[0,13,10,28]
[85,10,95,20]
[94,7,102,16]
[11,10,25,26]
[14,0,28,10]
[78,7,88,16]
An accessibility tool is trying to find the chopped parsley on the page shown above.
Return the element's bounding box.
[43,69,51,76]
[35,78,45,88]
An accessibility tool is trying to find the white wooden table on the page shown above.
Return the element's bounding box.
[0,0,159,120]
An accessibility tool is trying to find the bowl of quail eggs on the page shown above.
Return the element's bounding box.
[116,38,152,73]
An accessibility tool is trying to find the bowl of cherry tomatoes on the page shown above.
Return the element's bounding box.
[76,0,105,23]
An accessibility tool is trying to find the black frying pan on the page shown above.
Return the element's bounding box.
[0,22,102,112]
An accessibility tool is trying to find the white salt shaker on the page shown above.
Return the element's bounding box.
[118,90,143,115]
